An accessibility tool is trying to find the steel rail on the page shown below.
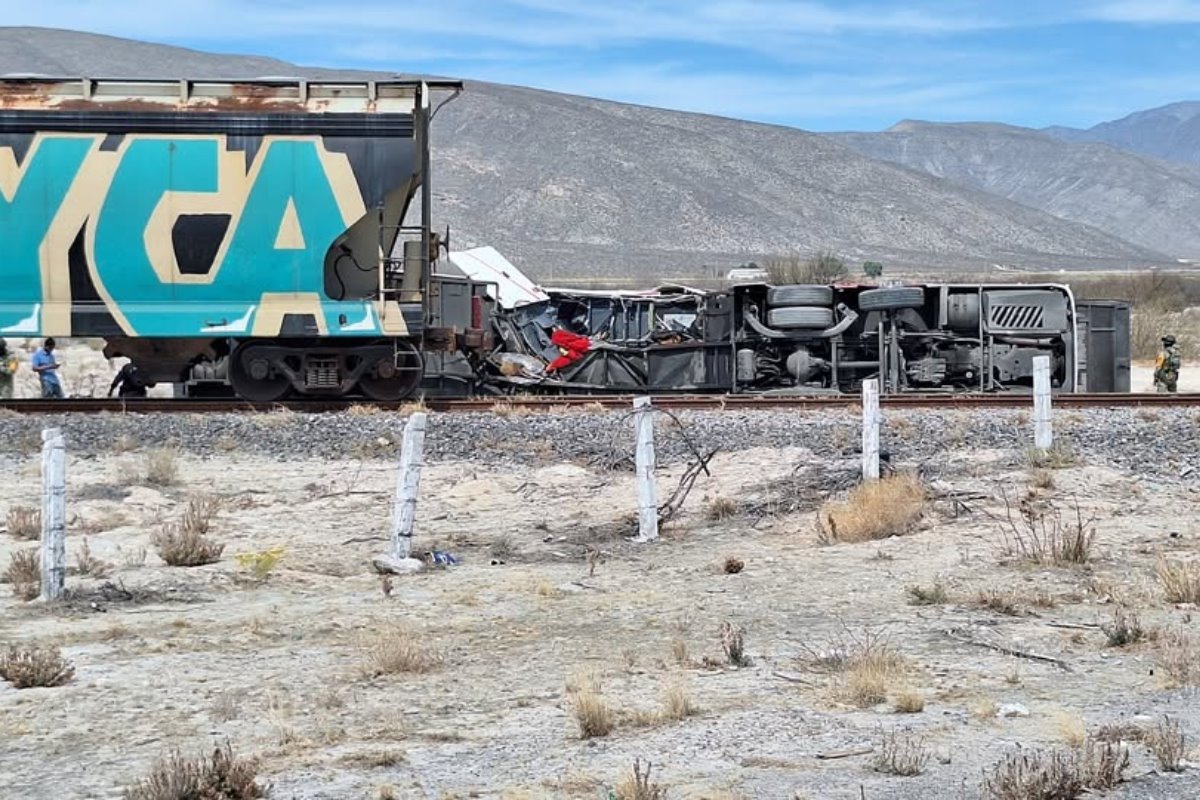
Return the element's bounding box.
[0,392,1197,415]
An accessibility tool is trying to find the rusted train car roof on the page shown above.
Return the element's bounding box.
[0,76,463,114]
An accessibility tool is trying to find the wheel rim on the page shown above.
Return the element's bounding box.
[358,344,423,401]
[229,345,291,403]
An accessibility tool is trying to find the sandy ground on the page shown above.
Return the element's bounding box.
[1,418,1198,799]
[1130,362,1200,393]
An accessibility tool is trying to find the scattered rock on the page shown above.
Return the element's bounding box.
[371,556,424,576]
[996,703,1030,718]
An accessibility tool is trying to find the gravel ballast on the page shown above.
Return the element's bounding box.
[0,407,1196,484]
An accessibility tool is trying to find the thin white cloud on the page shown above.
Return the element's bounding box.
[1091,0,1200,23]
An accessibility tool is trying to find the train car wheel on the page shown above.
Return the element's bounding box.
[358,343,424,401]
[229,344,291,403]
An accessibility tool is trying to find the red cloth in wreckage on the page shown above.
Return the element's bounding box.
[546,329,591,373]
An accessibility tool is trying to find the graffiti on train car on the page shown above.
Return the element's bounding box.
[0,134,389,338]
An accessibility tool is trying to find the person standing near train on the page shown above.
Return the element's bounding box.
[1154,334,1181,393]
[31,338,64,399]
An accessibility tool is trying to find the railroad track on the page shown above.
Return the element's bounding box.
[0,392,1197,414]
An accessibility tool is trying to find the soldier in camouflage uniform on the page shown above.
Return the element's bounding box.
[1154,335,1181,393]
[0,340,16,399]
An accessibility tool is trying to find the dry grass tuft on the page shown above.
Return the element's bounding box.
[705,496,738,521]
[1029,468,1055,490]
[3,548,40,601]
[1144,716,1186,773]
[490,401,534,417]
[0,643,75,688]
[999,493,1094,566]
[360,628,444,678]
[670,638,690,666]
[660,677,698,721]
[892,689,925,714]
[5,505,40,540]
[844,644,906,708]
[1101,607,1145,648]
[75,537,112,578]
[180,493,221,536]
[905,582,946,605]
[152,523,223,567]
[722,555,744,574]
[1092,721,1146,744]
[567,671,614,739]
[144,447,179,486]
[719,621,750,667]
[818,472,925,543]
[614,759,668,800]
[1025,442,1078,470]
[873,729,929,776]
[974,590,1020,616]
[1156,558,1200,604]
[1155,625,1200,687]
[122,742,263,800]
[981,741,1129,799]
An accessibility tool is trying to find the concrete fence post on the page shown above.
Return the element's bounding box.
[634,396,659,542]
[1033,355,1053,451]
[862,379,880,481]
[40,428,66,602]
[391,412,428,560]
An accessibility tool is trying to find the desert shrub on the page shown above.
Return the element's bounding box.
[359,628,443,678]
[764,250,848,284]
[722,555,744,574]
[75,537,112,578]
[981,741,1128,799]
[6,505,40,540]
[999,493,1094,566]
[0,643,75,688]
[180,494,220,536]
[845,644,906,708]
[144,447,179,486]
[905,583,946,605]
[1025,442,1078,470]
[233,547,284,580]
[719,620,749,667]
[1029,468,1055,490]
[660,677,697,721]
[1155,625,1200,687]
[705,497,738,521]
[1144,716,1185,773]
[3,548,40,601]
[152,524,224,567]
[818,472,926,543]
[1101,607,1145,648]
[123,742,262,800]
[614,759,667,800]
[1156,558,1200,604]
[567,673,613,739]
[974,590,1020,616]
[873,729,929,776]
[892,689,925,714]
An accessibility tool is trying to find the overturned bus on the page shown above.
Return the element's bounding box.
[460,250,1130,396]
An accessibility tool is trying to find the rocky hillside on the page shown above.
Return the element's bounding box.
[0,27,1175,279]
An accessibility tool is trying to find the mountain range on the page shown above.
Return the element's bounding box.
[0,27,1195,280]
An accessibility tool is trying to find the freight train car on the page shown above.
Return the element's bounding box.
[0,75,490,401]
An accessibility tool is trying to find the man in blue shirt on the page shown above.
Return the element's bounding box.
[31,338,63,398]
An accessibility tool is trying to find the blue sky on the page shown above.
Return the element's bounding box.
[5,0,1200,131]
